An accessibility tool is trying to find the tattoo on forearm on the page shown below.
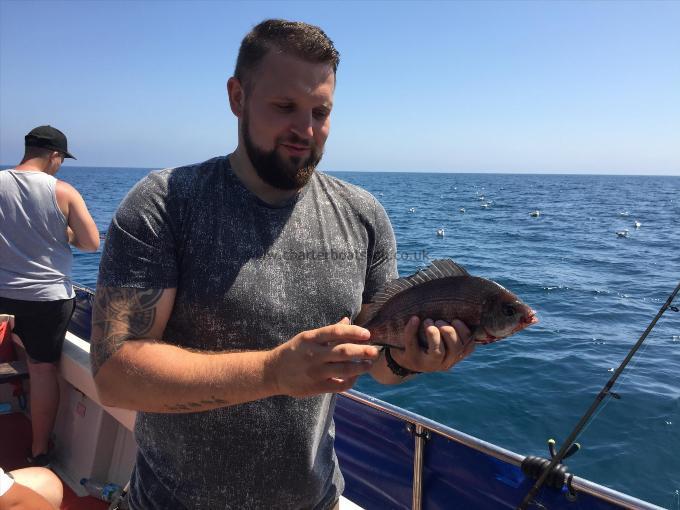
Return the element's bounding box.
[90,287,163,375]
[165,395,230,412]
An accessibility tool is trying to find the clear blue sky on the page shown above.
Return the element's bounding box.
[1,0,678,174]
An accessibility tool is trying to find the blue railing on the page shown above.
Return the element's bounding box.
[335,390,661,510]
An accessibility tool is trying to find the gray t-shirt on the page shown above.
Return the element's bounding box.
[97,156,397,510]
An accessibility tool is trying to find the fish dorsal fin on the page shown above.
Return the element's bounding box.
[423,259,469,278]
[369,259,469,307]
[357,259,468,326]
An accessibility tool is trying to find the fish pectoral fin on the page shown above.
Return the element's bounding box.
[355,303,379,326]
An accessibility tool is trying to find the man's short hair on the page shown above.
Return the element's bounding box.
[24,146,54,159]
[234,19,340,90]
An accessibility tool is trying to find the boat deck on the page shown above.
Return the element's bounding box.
[0,411,108,510]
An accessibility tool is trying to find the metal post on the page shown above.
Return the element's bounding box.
[411,423,428,510]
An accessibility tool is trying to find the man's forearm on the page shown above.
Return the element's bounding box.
[94,340,279,412]
[91,287,280,412]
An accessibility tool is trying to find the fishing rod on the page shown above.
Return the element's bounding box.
[517,280,680,510]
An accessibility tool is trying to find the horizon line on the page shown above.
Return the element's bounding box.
[1,164,678,178]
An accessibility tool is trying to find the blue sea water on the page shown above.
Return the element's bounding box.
[58,166,680,508]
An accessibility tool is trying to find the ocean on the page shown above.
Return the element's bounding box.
[51,166,680,508]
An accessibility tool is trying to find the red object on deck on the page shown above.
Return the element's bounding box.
[0,317,25,402]
[0,412,108,510]
[0,317,15,361]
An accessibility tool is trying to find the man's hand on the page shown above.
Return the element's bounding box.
[269,318,380,397]
[391,317,475,373]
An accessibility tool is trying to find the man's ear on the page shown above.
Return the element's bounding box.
[227,77,245,117]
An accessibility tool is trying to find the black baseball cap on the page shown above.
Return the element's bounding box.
[25,125,76,159]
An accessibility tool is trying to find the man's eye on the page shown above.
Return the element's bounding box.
[276,104,294,111]
[313,109,329,120]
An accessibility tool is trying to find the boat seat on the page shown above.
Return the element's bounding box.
[0,360,29,384]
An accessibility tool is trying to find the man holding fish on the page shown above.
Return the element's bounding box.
[90,19,535,510]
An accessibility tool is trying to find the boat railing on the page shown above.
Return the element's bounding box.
[337,390,664,510]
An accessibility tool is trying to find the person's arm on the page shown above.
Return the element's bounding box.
[0,472,55,510]
[91,287,379,413]
[55,180,99,252]
[0,483,55,510]
[1,468,62,510]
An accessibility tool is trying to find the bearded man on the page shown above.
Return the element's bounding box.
[91,19,473,510]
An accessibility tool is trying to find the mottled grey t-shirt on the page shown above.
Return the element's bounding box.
[97,156,397,510]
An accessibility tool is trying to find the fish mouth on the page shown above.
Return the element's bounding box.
[523,311,539,326]
[508,312,538,335]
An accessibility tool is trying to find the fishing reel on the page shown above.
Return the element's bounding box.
[521,439,580,503]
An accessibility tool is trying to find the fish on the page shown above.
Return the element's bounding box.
[356,259,538,349]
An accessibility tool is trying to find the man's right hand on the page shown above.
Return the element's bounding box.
[269,318,380,397]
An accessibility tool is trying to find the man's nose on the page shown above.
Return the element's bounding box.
[290,111,314,139]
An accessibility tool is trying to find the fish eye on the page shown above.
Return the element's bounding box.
[502,304,516,317]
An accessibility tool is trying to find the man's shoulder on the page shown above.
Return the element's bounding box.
[0,169,55,190]
[127,156,229,200]
[54,178,78,203]
[1,168,51,179]
[312,171,380,211]
[145,156,228,187]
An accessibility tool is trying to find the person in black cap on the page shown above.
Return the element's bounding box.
[23,125,77,161]
[0,125,100,466]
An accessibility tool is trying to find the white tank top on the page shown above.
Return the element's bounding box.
[0,169,74,300]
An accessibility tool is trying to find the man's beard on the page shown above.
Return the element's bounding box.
[242,110,323,191]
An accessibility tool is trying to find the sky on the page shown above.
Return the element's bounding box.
[0,0,678,175]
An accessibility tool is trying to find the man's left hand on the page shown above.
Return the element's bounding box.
[391,316,475,373]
